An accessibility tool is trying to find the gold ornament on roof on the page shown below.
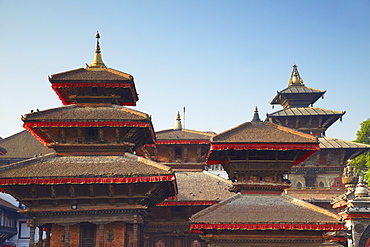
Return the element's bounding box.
[88,31,106,69]
[288,64,305,87]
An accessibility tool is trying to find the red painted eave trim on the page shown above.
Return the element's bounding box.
[190,223,345,231]
[156,140,210,145]
[0,175,176,185]
[157,201,217,206]
[210,143,320,151]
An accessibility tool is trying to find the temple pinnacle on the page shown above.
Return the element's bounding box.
[251,106,261,123]
[288,64,304,87]
[173,112,183,130]
[89,31,106,68]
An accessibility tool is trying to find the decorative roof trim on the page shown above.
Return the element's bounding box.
[190,223,345,231]
[0,174,176,185]
[157,201,217,206]
[210,143,320,151]
[156,140,210,145]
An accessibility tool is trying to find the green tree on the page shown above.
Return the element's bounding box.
[351,119,370,178]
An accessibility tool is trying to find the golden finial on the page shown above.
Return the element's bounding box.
[88,31,106,69]
[173,112,183,130]
[288,64,304,87]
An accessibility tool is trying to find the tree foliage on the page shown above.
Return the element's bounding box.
[351,119,370,178]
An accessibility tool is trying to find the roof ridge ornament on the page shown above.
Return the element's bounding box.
[173,112,183,130]
[251,106,261,123]
[88,31,107,69]
[288,64,304,87]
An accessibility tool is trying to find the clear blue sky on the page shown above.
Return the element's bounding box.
[0,0,369,141]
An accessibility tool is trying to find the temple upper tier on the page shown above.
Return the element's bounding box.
[49,33,138,106]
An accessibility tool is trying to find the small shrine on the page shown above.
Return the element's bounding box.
[190,108,344,246]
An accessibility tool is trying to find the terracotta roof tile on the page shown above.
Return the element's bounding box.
[267,107,344,117]
[49,68,133,81]
[156,129,215,141]
[319,137,370,150]
[190,193,341,224]
[173,171,232,201]
[212,121,317,143]
[23,105,150,122]
[0,131,54,159]
[0,153,172,179]
[280,86,325,94]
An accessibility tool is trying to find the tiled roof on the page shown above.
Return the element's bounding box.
[156,129,215,141]
[0,153,172,179]
[173,171,232,201]
[286,188,346,202]
[190,193,341,224]
[279,86,325,94]
[49,68,133,81]
[212,121,317,143]
[267,107,344,117]
[23,105,150,121]
[319,137,370,150]
[0,131,54,159]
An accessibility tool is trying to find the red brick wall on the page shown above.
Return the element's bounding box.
[50,222,126,247]
[50,224,80,247]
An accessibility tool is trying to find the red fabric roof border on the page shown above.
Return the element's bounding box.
[51,83,137,106]
[156,140,210,145]
[0,175,176,186]
[210,143,319,151]
[23,121,155,145]
[190,223,345,232]
[340,213,370,220]
[157,201,217,206]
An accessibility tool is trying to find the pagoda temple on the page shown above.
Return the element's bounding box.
[267,65,370,191]
[190,108,344,246]
[0,33,176,247]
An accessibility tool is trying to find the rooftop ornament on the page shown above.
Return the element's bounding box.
[88,31,107,69]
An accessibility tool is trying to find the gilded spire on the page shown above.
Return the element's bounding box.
[288,64,304,87]
[89,32,106,68]
[251,106,261,123]
[173,112,183,130]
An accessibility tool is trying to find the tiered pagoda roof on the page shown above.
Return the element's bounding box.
[270,64,326,108]
[50,33,138,106]
[190,109,344,245]
[0,33,177,221]
[267,64,345,136]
